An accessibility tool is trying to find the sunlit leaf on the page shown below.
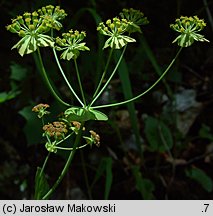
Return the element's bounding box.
[64,107,108,122]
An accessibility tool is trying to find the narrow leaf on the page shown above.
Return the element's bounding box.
[34,167,49,200]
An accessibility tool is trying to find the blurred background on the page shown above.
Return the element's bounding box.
[0,0,213,199]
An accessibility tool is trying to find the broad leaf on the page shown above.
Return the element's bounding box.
[144,116,173,152]
[185,167,213,192]
[19,105,42,145]
[10,63,27,81]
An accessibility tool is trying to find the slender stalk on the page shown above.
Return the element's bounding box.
[42,122,85,200]
[91,47,182,109]
[39,118,51,177]
[55,143,89,150]
[37,48,70,107]
[74,59,86,105]
[56,132,74,146]
[39,152,50,178]
[52,48,84,107]
[89,46,127,106]
[92,48,114,98]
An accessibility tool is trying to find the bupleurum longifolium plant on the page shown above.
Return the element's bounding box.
[6,5,209,199]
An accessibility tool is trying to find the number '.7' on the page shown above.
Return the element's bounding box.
[204,204,209,212]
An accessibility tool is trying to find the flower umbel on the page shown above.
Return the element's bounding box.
[43,121,68,140]
[119,8,149,34]
[84,130,100,147]
[55,30,90,60]
[170,15,209,47]
[6,5,67,56]
[32,103,50,118]
[97,17,136,49]
[37,5,67,31]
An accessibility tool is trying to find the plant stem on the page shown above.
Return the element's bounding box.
[92,48,114,99]
[37,48,70,107]
[39,152,50,178]
[52,48,84,107]
[74,59,86,105]
[55,143,89,150]
[42,122,85,200]
[91,47,182,109]
[89,46,127,106]
[56,132,74,146]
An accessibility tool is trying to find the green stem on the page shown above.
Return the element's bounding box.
[39,118,51,177]
[92,48,114,99]
[80,150,93,199]
[52,48,84,107]
[74,59,86,105]
[55,143,89,151]
[89,46,127,106]
[91,47,182,109]
[39,152,50,178]
[37,48,70,107]
[56,132,74,146]
[42,122,85,200]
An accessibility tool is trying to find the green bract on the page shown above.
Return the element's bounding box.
[55,30,90,60]
[64,107,108,122]
[170,15,209,47]
[6,5,66,56]
[119,8,149,33]
[97,17,136,49]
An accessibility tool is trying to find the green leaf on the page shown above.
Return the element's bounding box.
[144,116,173,152]
[10,63,27,81]
[64,107,108,122]
[91,157,113,199]
[114,50,141,149]
[199,124,213,141]
[104,157,113,200]
[34,167,49,200]
[0,90,21,103]
[19,105,42,145]
[132,165,155,199]
[185,167,213,192]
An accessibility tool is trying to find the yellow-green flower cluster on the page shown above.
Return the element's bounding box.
[38,5,67,30]
[97,8,148,49]
[170,16,207,33]
[6,5,67,56]
[97,17,136,49]
[6,11,50,37]
[97,17,129,36]
[170,16,209,47]
[55,30,90,60]
[119,8,149,33]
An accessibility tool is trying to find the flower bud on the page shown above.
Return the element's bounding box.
[18,30,26,37]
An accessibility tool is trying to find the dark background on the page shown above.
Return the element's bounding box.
[0,0,213,199]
